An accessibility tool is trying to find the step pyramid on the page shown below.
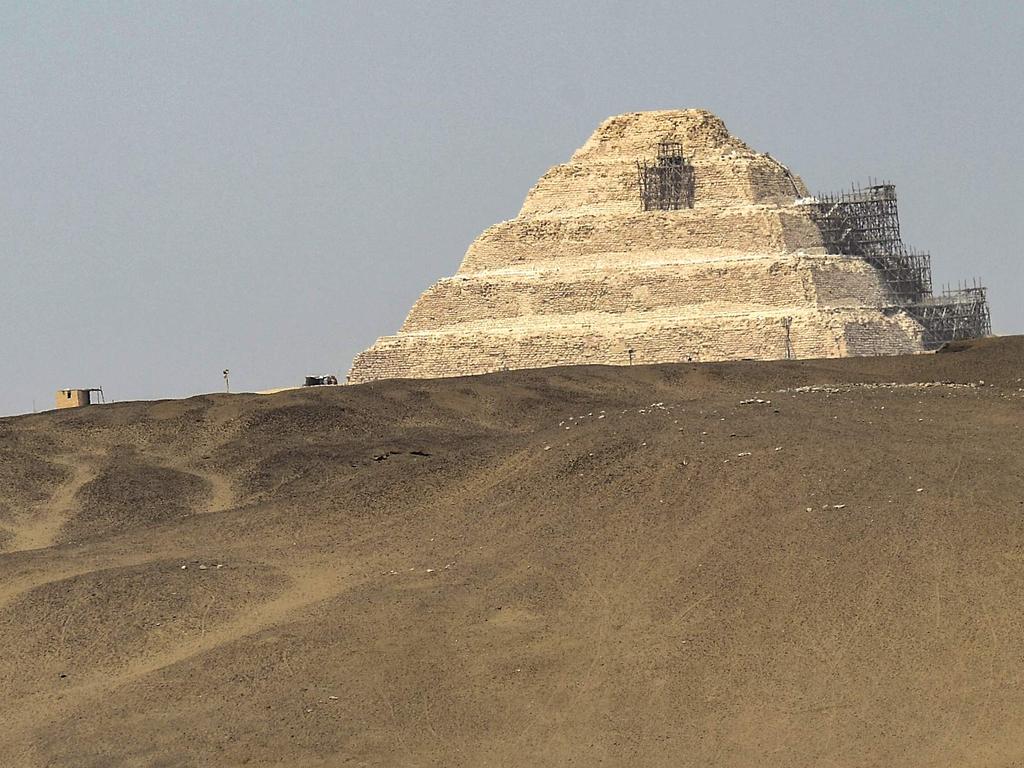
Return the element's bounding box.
[348,110,989,383]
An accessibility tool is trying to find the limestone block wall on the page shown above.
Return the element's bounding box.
[840,312,924,357]
[568,110,742,163]
[350,314,808,383]
[347,109,928,385]
[348,307,923,384]
[519,154,806,218]
[400,260,811,332]
[515,110,808,219]
[808,257,899,308]
[400,255,896,334]
[458,207,824,273]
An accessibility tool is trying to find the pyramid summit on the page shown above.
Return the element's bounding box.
[348,110,990,383]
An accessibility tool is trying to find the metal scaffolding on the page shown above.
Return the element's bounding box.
[802,183,902,257]
[867,247,933,304]
[798,182,991,347]
[908,282,992,350]
[637,142,695,211]
[800,183,932,303]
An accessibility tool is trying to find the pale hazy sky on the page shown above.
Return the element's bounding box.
[2,1,1022,416]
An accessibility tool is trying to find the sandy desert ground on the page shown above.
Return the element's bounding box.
[1,337,1022,767]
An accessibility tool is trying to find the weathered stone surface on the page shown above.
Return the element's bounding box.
[348,110,926,383]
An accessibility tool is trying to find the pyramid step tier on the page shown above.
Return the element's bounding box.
[349,308,923,384]
[403,255,901,333]
[520,155,806,219]
[459,207,825,273]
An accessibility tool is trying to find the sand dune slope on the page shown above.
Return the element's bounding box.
[1,337,1022,767]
